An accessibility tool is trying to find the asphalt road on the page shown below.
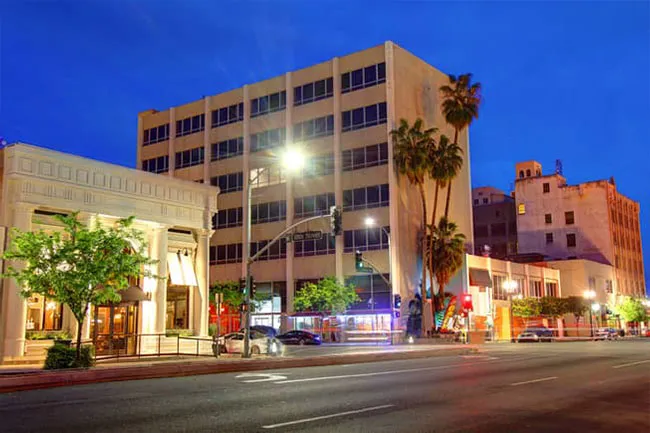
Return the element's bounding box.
[0,341,648,433]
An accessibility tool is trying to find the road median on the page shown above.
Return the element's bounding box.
[0,344,476,393]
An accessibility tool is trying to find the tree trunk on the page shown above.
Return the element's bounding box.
[418,183,428,300]
[428,182,440,300]
[444,129,460,220]
[75,304,89,361]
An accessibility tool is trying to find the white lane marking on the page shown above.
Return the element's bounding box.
[510,376,558,386]
[274,356,515,384]
[235,373,288,383]
[261,404,395,429]
[612,359,650,369]
[460,355,499,360]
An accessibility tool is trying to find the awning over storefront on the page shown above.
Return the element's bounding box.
[469,268,493,287]
[120,286,150,302]
[167,252,198,287]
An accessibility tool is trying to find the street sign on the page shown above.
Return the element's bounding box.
[290,231,323,242]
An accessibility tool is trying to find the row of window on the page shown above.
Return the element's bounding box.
[142,155,169,174]
[342,102,387,132]
[545,232,576,247]
[251,200,287,224]
[342,143,388,171]
[251,91,287,118]
[212,137,243,161]
[211,226,389,264]
[176,114,205,137]
[294,115,335,141]
[300,153,335,178]
[213,207,243,229]
[492,275,558,300]
[294,78,334,106]
[251,127,286,152]
[294,193,336,218]
[474,222,517,238]
[175,147,205,169]
[543,211,574,225]
[343,184,389,211]
[143,124,170,146]
[212,102,244,128]
[250,166,286,189]
[341,62,386,93]
[211,172,244,194]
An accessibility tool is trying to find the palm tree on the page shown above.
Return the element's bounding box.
[391,118,437,298]
[439,73,482,219]
[430,217,466,328]
[428,135,463,287]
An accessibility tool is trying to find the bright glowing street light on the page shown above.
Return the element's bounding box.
[582,290,596,300]
[364,217,376,227]
[281,148,305,172]
[591,303,601,312]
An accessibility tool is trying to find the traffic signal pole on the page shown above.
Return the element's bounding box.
[242,206,342,358]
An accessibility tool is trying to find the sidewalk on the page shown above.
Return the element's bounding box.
[0,343,476,393]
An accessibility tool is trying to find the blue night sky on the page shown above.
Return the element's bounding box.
[2,1,649,291]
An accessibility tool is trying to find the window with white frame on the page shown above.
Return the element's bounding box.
[251,201,287,225]
[211,137,243,161]
[342,142,388,171]
[142,155,169,174]
[294,193,335,218]
[213,207,243,229]
[530,280,543,297]
[293,115,334,141]
[343,227,390,253]
[251,91,286,118]
[299,153,335,178]
[143,124,170,146]
[342,102,387,132]
[343,184,389,211]
[249,166,286,189]
[294,233,336,257]
[341,62,386,93]
[294,78,333,106]
[175,147,205,169]
[251,127,286,152]
[545,281,559,297]
[211,102,244,128]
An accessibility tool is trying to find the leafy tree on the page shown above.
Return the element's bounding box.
[210,280,269,311]
[427,135,463,287]
[439,73,482,218]
[429,218,465,323]
[539,297,569,318]
[614,296,648,324]
[566,296,588,333]
[294,276,360,315]
[391,118,437,298]
[512,297,542,328]
[2,212,157,361]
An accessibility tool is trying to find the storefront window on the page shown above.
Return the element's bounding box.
[26,294,62,331]
[166,287,189,329]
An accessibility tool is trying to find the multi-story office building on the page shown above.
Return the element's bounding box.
[514,161,645,297]
[136,42,473,332]
[472,187,517,259]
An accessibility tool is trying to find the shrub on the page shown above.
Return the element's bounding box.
[26,330,73,341]
[44,343,95,370]
[165,329,193,337]
[208,324,217,336]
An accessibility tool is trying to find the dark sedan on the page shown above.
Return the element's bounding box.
[276,330,322,345]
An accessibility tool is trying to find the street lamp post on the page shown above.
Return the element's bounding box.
[503,280,519,342]
[242,148,305,358]
[364,217,392,341]
[582,290,596,338]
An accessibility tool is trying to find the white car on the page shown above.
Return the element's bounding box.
[213,331,282,356]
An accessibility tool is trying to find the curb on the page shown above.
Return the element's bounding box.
[0,345,476,394]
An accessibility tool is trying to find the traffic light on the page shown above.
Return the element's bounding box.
[355,250,363,270]
[394,294,402,309]
[250,276,257,298]
[461,293,473,312]
[239,277,246,293]
[330,206,342,236]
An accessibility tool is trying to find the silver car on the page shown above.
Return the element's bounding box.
[213,331,282,356]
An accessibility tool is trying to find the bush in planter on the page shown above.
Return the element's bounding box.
[208,324,217,336]
[44,343,95,370]
[165,329,194,337]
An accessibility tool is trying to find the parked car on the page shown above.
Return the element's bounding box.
[239,325,278,338]
[595,328,619,340]
[517,327,554,343]
[212,331,282,356]
[276,330,322,346]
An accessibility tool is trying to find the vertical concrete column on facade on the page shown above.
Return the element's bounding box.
[203,97,211,183]
[193,229,211,336]
[285,71,295,315]
[333,57,344,284]
[384,41,399,296]
[152,227,169,334]
[80,213,95,340]
[1,203,33,361]
[241,85,251,277]
[168,107,176,177]
[136,114,144,170]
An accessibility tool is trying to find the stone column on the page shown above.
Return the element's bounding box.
[1,203,33,361]
[152,227,168,334]
[193,229,211,336]
[285,71,295,317]
[333,57,344,284]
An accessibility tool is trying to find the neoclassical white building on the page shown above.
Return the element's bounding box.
[0,143,218,363]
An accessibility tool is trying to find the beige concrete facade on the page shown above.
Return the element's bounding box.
[514,161,645,297]
[136,42,473,324]
[0,143,218,363]
[546,259,617,306]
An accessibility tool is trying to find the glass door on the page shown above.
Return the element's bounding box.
[92,303,139,356]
